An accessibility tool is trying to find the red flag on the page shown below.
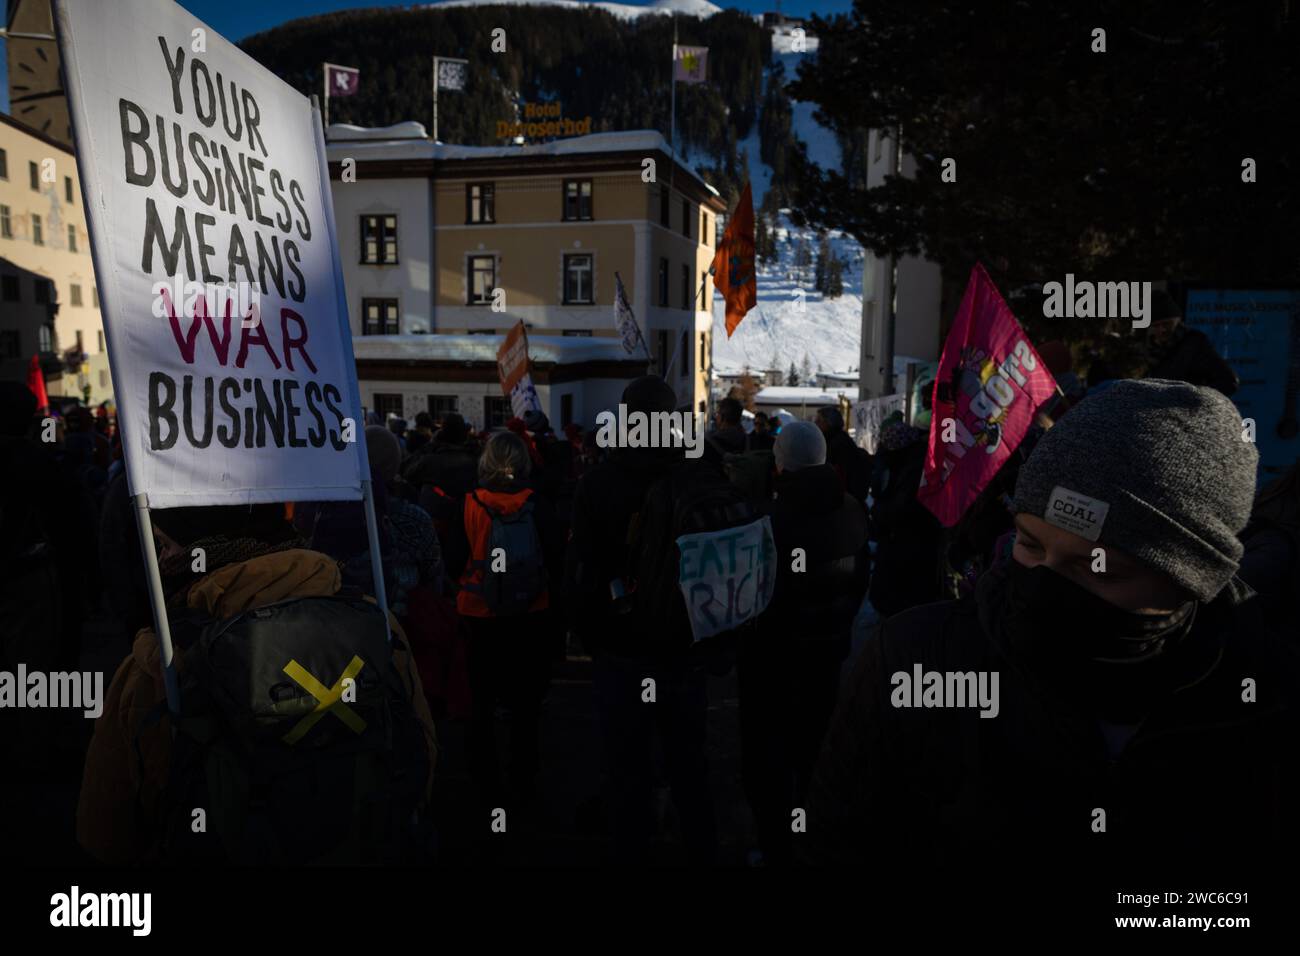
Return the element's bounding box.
[27,354,49,414]
[711,181,756,337]
[917,263,1057,527]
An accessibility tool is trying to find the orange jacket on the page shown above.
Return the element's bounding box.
[76,548,437,865]
[456,488,550,617]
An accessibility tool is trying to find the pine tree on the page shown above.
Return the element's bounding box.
[800,352,813,385]
[756,216,771,267]
[814,235,831,293]
[826,257,844,298]
[769,351,784,385]
[787,362,800,387]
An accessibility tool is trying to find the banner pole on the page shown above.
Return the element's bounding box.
[310,93,388,641]
[132,493,182,715]
[361,479,392,643]
[432,56,439,142]
[323,64,330,130]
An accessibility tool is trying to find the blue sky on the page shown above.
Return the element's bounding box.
[3,1,851,112]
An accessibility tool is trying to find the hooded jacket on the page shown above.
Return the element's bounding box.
[76,549,437,864]
[801,560,1300,876]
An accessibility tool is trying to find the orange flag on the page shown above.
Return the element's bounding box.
[712,181,757,337]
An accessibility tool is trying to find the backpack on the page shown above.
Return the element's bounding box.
[147,593,433,865]
[722,449,776,511]
[466,491,548,616]
[626,458,775,656]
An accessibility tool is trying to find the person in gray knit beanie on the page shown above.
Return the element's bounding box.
[1012,378,1257,603]
[774,420,827,473]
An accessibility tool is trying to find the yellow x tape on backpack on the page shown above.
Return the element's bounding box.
[280,656,368,745]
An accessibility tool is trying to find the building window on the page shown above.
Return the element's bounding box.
[362,297,400,335]
[700,270,709,310]
[0,147,7,179]
[659,186,670,227]
[32,214,43,246]
[35,278,52,304]
[1,330,20,360]
[562,329,593,337]
[373,394,404,420]
[563,253,594,304]
[75,330,84,356]
[428,395,458,420]
[658,258,669,307]
[360,214,398,264]
[93,286,99,309]
[656,330,670,376]
[0,205,10,239]
[681,263,690,310]
[1,275,18,302]
[100,369,109,388]
[700,331,708,371]
[702,211,709,245]
[67,225,77,252]
[681,198,691,239]
[65,176,74,204]
[29,161,39,191]
[97,330,105,352]
[466,183,495,224]
[468,255,496,305]
[679,330,689,378]
[70,283,83,307]
[39,324,53,352]
[563,179,592,221]
[483,396,510,430]
[561,393,574,428]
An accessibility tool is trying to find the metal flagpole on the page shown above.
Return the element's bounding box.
[432,56,439,142]
[323,64,330,130]
[133,493,182,715]
[310,94,392,642]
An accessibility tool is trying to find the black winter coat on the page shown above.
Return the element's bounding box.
[802,559,1300,880]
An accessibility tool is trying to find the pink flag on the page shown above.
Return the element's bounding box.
[324,63,360,97]
[917,263,1057,527]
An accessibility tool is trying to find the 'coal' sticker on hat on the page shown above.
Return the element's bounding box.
[1045,486,1109,541]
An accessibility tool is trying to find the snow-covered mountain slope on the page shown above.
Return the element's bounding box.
[712,51,861,379]
[423,0,724,20]
[712,212,864,377]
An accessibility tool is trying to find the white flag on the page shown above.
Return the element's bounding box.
[673,45,708,85]
[614,274,643,355]
[436,57,468,91]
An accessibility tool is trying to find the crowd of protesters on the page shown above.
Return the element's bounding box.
[1,296,1298,871]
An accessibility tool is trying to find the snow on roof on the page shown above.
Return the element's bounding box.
[326,127,719,194]
[351,333,642,365]
[754,385,857,404]
[421,0,724,21]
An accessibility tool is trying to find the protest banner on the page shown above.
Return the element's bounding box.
[1184,288,1300,484]
[917,263,1057,527]
[56,0,367,510]
[676,516,776,641]
[496,320,542,419]
[852,394,905,454]
[55,0,382,712]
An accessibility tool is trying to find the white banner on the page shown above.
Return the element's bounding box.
[56,0,366,508]
[676,516,776,642]
[851,394,906,454]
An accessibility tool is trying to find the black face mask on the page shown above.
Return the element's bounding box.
[1001,559,1197,666]
[988,560,1205,721]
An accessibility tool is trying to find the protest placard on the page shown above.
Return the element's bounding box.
[56,0,366,509]
[676,516,776,642]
